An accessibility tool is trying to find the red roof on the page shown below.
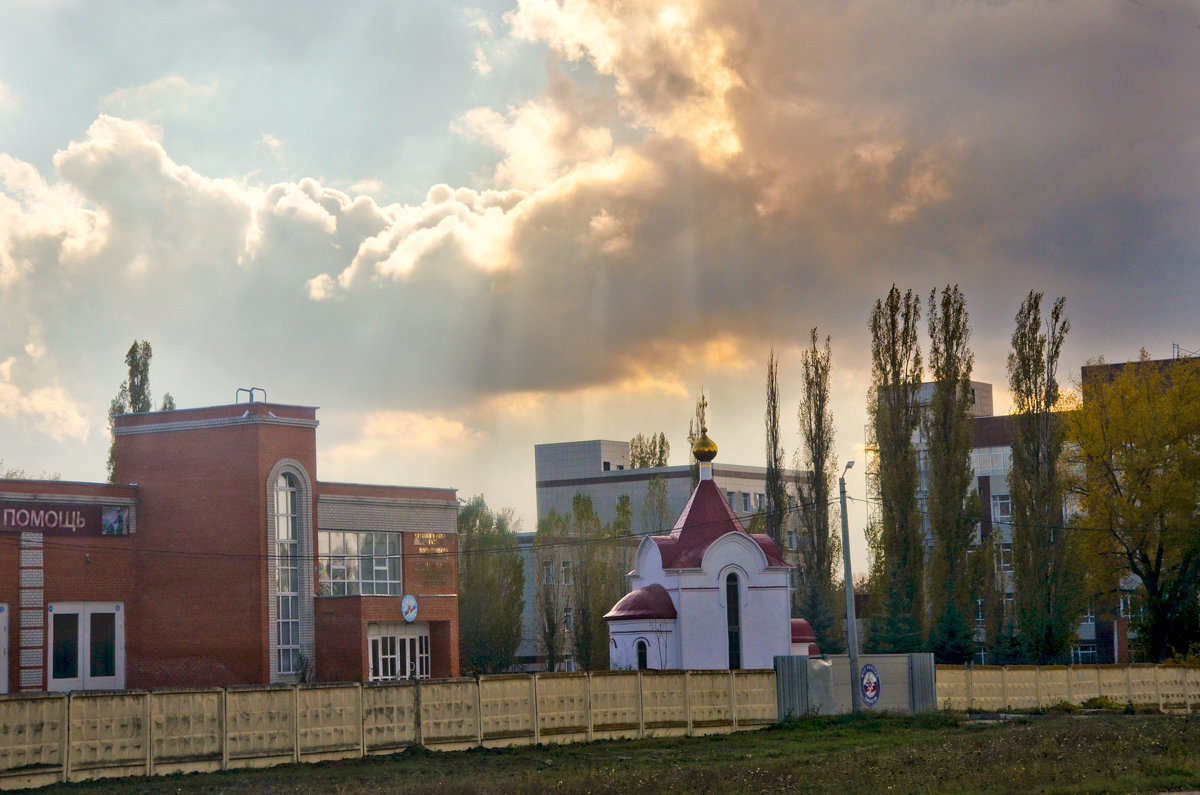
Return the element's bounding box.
[604,583,678,621]
[791,618,822,656]
[649,479,789,569]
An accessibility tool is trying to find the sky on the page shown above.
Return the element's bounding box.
[2,0,1198,574]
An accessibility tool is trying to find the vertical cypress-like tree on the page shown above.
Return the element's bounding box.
[795,328,841,651]
[764,348,787,548]
[1008,291,1084,663]
[924,285,979,663]
[107,340,161,482]
[534,509,569,671]
[867,286,925,652]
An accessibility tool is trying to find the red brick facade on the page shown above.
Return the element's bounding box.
[0,401,459,693]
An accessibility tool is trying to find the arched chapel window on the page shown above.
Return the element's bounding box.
[726,573,741,670]
[636,639,648,671]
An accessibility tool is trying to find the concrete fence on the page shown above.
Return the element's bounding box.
[935,665,1200,712]
[0,670,777,790]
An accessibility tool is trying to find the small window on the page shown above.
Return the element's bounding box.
[603,461,611,471]
[563,606,574,631]
[726,573,741,670]
[636,640,648,671]
[742,493,751,513]
[561,560,572,585]
[726,491,735,508]
[543,561,555,586]
[787,531,797,551]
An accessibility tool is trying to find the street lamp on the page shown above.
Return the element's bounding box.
[840,461,862,714]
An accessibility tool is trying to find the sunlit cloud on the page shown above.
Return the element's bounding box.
[0,359,90,443]
[100,74,218,120]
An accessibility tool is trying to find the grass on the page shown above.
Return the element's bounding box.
[28,712,1200,794]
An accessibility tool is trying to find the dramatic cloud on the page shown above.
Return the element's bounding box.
[1,0,1197,535]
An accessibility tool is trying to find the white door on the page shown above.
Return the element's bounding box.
[0,603,8,695]
[47,602,125,691]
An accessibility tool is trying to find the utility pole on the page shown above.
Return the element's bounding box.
[840,461,862,714]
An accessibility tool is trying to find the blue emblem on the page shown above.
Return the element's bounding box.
[860,663,881,707]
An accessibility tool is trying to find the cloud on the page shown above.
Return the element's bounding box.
[325,410,487,466]
[0,80,15,114]
[100,74,218,120]
[0,358,90,443]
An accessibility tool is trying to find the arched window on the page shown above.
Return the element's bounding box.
[267,460,313,683]
[275,472,300,675]
[636,639,648,671]
[726,572,741,670]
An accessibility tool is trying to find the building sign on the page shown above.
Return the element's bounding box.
[860,663,881,707]
[411,532,454,590]
[0,502,132,537]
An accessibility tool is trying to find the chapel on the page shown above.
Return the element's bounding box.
[604,424,794,670]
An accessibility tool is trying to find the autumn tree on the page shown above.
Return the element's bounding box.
[629,432,670,468]
[1008,292,1084,663]
[795,328,840,651]
[764,348,788,548]
[924,285,980,663]
[107,340,174,482]
[686,392,708,488]
[1067,352,1200,661]
[457,495,525,674]
[534,509,569,671]
[867,286,925,652]
[565,493,629,670]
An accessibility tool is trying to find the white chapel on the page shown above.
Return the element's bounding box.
[604,424,794,670]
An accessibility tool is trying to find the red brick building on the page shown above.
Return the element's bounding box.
[0,400,459,694]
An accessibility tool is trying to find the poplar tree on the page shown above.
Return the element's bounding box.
[534,509,569,671]
[630,432,670,468]
[457,495,525,674]
[924,285,979,663]
[686,392,708,488]
[1008,291,1084,663]
[795,328,841,651]
[764,348,787,548]
[867,286,925,652]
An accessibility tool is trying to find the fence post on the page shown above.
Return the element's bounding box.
[413,678,423,748]
[220,688,228,771]
[1035,666,1042,711]
[684,671,693,735]
[1126,665,1134,706]
[729,671,738,731]
[531,674,540,746]
[1067,665,1074,706]
[636,671,644,739]
[292,686,300,763]
[1155,666,1163,712]
[1001,667,1008,711]
[1096,666,1103,705]
[144,691,154,777]
[966,665,973,712]
[358,683,365,759]
[62,692,72,784]
[585,673,594,743]
[475,676,483,747]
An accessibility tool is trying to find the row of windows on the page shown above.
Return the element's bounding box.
[318,531,403,596]
[725,491,766,514]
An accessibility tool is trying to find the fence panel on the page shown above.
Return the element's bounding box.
[687,671,732,733]
[150,689,221,773]
[1157,668,1189,712]
[68,692,147,779]
[968,667,1005,711]
[225,686,293,766]
[589,672,639,740]
[640,671,688,736]
[732,670,776,726]
[421,679,478,749]
[362,682,416,753]
[478,675,535,746]
[1070,666,1100,704]
[297,684,360,760]
[1037,667,1070,706]
[536,673,590,744]
[1128,666,1159,707]
[1097,666,1130,704]
[935,666,968,711]
[1004,667,1039,710]
[0,693,67,788]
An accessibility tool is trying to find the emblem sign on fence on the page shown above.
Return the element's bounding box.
[860,663,880,707]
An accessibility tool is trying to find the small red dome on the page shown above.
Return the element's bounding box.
[604,583,678,621]
[791,618,821,655]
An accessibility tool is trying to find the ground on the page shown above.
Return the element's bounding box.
[28,712,1200,794]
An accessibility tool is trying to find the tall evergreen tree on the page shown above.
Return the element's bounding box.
[108,340,171,482]
[764,348,787,548]
[867,286,925,652]
[796,329,841,652]
[457,495,525,674]
[1008,291,1083,663]
[924,285,979,663]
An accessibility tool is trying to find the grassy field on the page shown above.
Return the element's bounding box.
[28,712,1200,794]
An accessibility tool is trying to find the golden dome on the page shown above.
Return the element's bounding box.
[692,428,718,463]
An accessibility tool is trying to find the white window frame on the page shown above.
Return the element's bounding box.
[266,460,314,684]
[367,622,430,681]
[46,602,125,692]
